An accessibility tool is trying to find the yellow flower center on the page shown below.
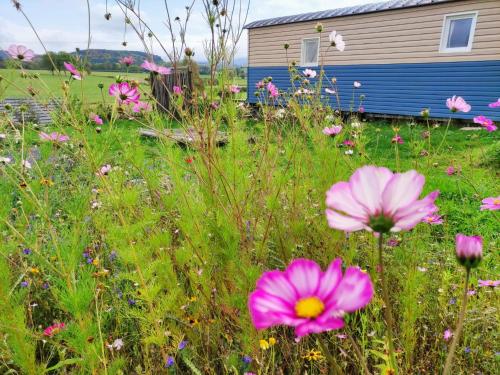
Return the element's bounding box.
[295,297,325,318]
[493,199,500,205]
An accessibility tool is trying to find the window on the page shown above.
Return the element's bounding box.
[301,37,320,66]
[440,12,478,53]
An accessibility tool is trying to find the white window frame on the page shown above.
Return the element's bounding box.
[439,11,478,53]
[300,37,320,67]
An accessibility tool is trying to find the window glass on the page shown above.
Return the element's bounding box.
[447,17,473,48]
[302,39,319,65]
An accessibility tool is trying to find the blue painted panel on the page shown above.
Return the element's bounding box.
[247,60,500,120]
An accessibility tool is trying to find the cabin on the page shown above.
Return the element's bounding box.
[244,0,500,120]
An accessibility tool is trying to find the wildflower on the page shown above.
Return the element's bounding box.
[322,125,342,136]
[259,339,270,350]
[267,82,279,98]
[248,258,374,338]
[473,115,497,132]
[315,22,323,32]
[128,298,136,306]
[387,238,400,247]
[107,338,124,351]
[342,139,354,147]
[63,62,81,80]
[256,81,265,89]
[39,132,70,143]
[488,98,500,108]
[23,248,32,255]
[449,297,457,305]
[344,150,354,155]
[43,323,65,337]
[303,349,324,361]
[421,108,430,118]
[353,81,361,88]
[119,56,134,66]
[303,69,317,79]
[165,357,175,367]
[229,85,240,94]
[22,160,32,169]
[391,135,403,144]
[446,96,471,113]
[421,130,430,139]
[329,30,345,52]
[0,156,12,164]
[7,44,35,61]
[422,214,443,225]
[185,47,194,57]
[132,101,152,113]
[325,88,336,95]
[464,347,471,354]
[417,266,427,272]
[242,355,252,364]
[467,290,476,296]
[443,329,453,341]
[480,196,500,211]
[446,166,456,176]
[336,334,347,339]
[90,114,103,125]
[140,60,172,75]
[21,281,29,287]
[96,164,112,177]
[358,106,365,113]
[455,234,482,269]
[325,166,439,233]
[478,279,500,287]
[178,340,188,350]
[109,82,140,104]
[173,86,182,95]
[268,337,277,346]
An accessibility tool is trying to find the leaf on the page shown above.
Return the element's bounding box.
[43,358,83,373]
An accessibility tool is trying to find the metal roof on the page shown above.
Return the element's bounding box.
[244,0,453,29]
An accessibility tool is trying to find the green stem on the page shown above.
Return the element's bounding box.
[347,334,371,375]
[377,233,398,373]
[443,268,470,375]
[318,335,344,375]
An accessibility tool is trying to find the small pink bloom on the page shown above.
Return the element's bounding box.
[443,329,453,341]
[63,62,81,80]
[295,88,314,96]
[455,234,482,268]
[480,196,500,211]
[478,280,500,287]
[387,238,400,247]
[173,85,183,95]
[109,82,140,104]
[210,101,220,110]
[353,81,361,88]
[325,88,336,95]
[422,214,443,225]
[391,135,403,144]
[336,334,347,339]
[96,164,112,177]
[43,323,65,337]
[119,56,134,66]
[358,106,365,113]
[140,60,171,75]
[473,115,497,132]
[303,69,317,78]
[39,132,70,143]
[267,82,279,98]
[342,139,355,147]
[132,101,152,113]
[90,114,103,125]
[467,290,476,296]
[248,258,374,338]
[7,44,35,62]
[325,166,439,233]
[446,96,471,113]
[256,81,265,89]
[488,98,500,108]
[446,166,456,176]
[229,85,241,94]
[322,125,342,136]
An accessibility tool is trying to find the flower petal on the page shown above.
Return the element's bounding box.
[326,209,368,232]
[294,317,344,338]
[327,267,374,312]
[317,258,342,300]
[285,259,322,297]
[381,170,425,216]
[256,270,298,304]
[248,290,300,330]
[326,182,367,220]
[349,166,392,215]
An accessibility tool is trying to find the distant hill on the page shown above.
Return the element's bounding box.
[71,49,164,66]
[0,50,9,60]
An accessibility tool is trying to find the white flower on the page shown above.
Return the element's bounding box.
[325,88,336,95]
[22,160,32,169]
[329,30,345,52]
[344,150,354,155]
[0,156,12,164]
[113,338,124,350]
[302,69,317,78]
[0,133,6,140]
[353,81,362,88]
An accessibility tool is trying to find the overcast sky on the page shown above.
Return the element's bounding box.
[0,0,375,60]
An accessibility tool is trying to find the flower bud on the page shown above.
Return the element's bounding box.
[455,234,482,269]
[421,108,430,118]
[284,43,289,50]
[184,47,194,57]
[315,22,323,32]
[104,12,111,20]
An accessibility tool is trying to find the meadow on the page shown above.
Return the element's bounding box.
[0,2,499,374]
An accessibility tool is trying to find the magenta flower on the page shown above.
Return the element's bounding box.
[7,44,35,62]
[267,82,279,98]
[488,98,500,108]
[119,56,134,66]
[63,62,81,80]
[358,106,365,114]
[342,139,355,147]
[446,166,456,176]
[322,125,342,136]
[109,82,140,104]
[443,329,453,341]
[422,214,443,225]
[256,81,265,89]
[132,101,152,113]
[480,196,500,211]
[229,85,241,94]
[446,96,471,113]
[455,234,482,269]
[473,116,497,132]
[43,323,65,337]
[90,114,103,125]
[353,81,361,88]
[325,166,439,233]
[39,132,70,143]
[96,164,112,177]
[391,135,403,144]
[248,258,374,338]
[140,60,171,75]
[173,85,182,95]
[303,69,317,79]
[478,280,500,287]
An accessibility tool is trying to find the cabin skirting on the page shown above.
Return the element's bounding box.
[247,60,500,120]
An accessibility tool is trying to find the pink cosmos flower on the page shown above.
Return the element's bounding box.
[303,69,317,79]
[43,323,65,337]
[325,88,336,95]
[325,166,439,233]
[342,139,354,147]
[96,164,112,177]
[173,85,183,95]
[229,85,241,94]
[63,62,81,80]
[443,329,453,341]
[353,81,361,88]
[328,30,345,52]
[248,258,374,338]
[256,81,265,89]
[109,82,140,104]
[446,166,456,176]
[391,135,403,144]
[140,60,171,75]
[295,88,314,96]
[446,96,471,113]
[488,98,500,108]
[7,44,35,62]
[455,234,482,269]
[358,106,365,114]
[473,116,497,132]
[90,114,103,125]
[132,101,152,113]
[322,125,342,136]
[119,56,134,66]
[478,280,500,287]
[480,196,500,211]
[39,132,70,143]
[422,214,443,225]
[267,82,279,98]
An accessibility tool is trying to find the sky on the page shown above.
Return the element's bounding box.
[0,0,375,61]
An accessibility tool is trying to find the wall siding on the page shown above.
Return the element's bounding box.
[248,0,500,66]
[247,60,500,120]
